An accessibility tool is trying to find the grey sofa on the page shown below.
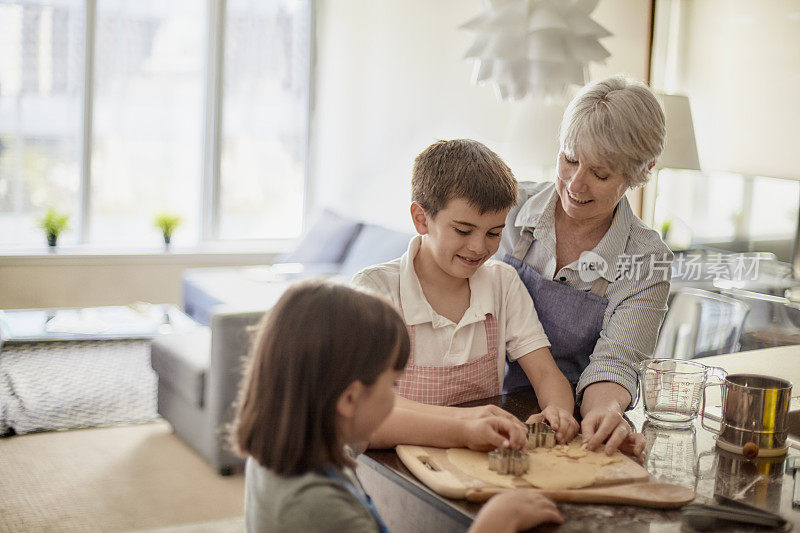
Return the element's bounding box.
[151,209,413,474]
[150,307,266,475]
[182,209,414,325]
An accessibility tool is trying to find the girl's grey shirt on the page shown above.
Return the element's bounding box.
[498,182,673,406]
[245,457,379,533]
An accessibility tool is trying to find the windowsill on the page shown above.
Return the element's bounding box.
[0,239,297,266]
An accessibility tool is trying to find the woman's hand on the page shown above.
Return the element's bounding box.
[580,406,644,458]
[461,416,528,452]
[469,490,563,533]
[618,433,646,463]
[525,406,579,444]
[454,404,519,423]
[579,381,644,457]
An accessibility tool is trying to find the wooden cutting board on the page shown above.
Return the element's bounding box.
[396,444,651,500]
[464,483,697,508]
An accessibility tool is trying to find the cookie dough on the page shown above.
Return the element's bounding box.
[445,439,624,490]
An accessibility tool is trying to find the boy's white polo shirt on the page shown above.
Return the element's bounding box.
[351,236,550,393]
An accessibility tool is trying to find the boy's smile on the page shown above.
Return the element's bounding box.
[412,198,509,282]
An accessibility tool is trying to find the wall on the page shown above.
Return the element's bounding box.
[670,0,800,180]
[0,252,283,309]
[308,0,653,231]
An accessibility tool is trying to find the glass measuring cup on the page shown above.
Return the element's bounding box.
[643,421,698,488]
[638,358,727,428]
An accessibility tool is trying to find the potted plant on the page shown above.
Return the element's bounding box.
[154,212,181,246]
[37,207,70,247]
[659,219,672,241]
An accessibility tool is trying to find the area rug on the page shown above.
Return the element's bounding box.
[0,420,244,532]
[133,517,245,532]
[0,340,158,435]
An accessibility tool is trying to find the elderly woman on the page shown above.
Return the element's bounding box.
[499,75,672,455]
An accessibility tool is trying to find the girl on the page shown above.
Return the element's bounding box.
[230,281,563,532]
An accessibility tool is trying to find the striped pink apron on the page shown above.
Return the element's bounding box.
[395,314,500,406]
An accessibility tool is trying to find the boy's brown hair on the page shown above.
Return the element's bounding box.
[229,280,409,476]
[411,139,517,217]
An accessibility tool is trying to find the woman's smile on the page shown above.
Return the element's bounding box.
[566,190,592,205]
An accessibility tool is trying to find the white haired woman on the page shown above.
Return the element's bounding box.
[499,75,672,456]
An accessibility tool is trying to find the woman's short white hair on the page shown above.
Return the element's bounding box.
[559,75,666,188]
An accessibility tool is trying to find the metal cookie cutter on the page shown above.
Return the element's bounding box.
[527,422,556,449]
[488,449,529,476]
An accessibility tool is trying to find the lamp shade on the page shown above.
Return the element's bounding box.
[656,93,701,171]
[460,0,612,102]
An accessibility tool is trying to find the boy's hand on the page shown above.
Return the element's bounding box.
[470,490,563,533]
[526,406,579,444]
[455,404,519,424]
[461,416,528,452]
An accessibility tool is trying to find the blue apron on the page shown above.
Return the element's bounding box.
[502,228,610,393]
[324,467,390,533]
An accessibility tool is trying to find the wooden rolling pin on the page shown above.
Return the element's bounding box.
[466,482,696,509]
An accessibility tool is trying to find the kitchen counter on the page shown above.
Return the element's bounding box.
[696,345,800,383]
[698,345,800,430]
[357,346,800,532]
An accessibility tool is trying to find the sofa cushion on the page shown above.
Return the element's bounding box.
[183,274,226,326]
[150,328,211,408]
[339,224,414,280]
[280,209,362,264]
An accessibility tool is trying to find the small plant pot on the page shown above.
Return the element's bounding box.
[47,233,58,247]
[163,234,171,246]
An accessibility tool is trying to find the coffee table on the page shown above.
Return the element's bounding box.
[0,304,200,344]
[0,304,201,435]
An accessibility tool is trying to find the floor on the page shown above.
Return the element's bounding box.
[0,420,244,532]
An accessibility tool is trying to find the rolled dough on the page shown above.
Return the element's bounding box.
[446,439,623,490]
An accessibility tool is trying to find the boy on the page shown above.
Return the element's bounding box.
[353,139,578,446]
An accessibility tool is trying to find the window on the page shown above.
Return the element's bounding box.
[749,177,798,240]
[655,169,799,261]
[220,0,308,240]
[0,0,310,249]
[0,0,84,247]
[654,169,745,245]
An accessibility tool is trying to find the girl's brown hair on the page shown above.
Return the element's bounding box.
[229,280,409,476]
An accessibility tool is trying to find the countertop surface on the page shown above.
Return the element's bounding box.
[360,345,800,532]
[697,345,800,420]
